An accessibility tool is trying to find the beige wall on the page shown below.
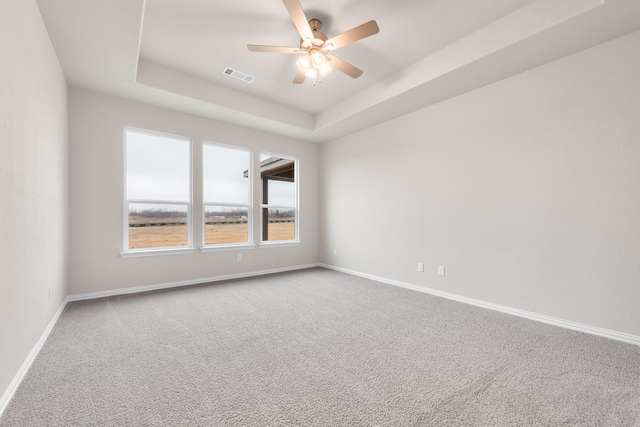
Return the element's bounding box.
[0,0,68,400]
[68,88,320,295]
[320,30,640,336]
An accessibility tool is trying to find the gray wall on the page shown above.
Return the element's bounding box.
[68,88,320,295]
[320,30,640,336]
[0,0,68,400]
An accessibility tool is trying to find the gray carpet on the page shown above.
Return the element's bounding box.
[1,267,639,426]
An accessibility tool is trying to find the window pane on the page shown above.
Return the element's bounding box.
[260,154,296,242]
[262,208,295,241]
[126,130,190,202]
[203,144,250,205]
[266,179,295,206]
[204,205,249,245]
[128,203,188,249]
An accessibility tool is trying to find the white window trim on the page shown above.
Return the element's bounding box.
[122,127,193,256]
[200,243,256,253]
[259,241,301,248]
[120,247,195,258]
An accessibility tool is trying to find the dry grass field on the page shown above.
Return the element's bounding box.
[129,225,188,248]
[265,222,295,241]
[128,222,294,249]
[204,223,248,245]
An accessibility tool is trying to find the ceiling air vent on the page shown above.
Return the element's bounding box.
[223,67,255,83]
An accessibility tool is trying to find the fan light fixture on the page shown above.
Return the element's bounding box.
[247,0,379,85]
[296,50,332,83]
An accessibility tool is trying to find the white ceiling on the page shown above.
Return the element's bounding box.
[36,0,640,143]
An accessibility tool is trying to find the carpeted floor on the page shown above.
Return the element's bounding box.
[1,267,639,426]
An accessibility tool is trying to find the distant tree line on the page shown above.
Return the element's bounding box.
[129,208,186,219]
[269,209,294,218]
[130,207,292,218]
[205,208,248,218]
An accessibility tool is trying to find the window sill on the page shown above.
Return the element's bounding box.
[120,247,195,258]
[200,243,256,253]
[259,241,301,248]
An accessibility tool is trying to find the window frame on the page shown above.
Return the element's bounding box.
[259,152,300,247]
[201,141,255,252]
[121,127,194,258]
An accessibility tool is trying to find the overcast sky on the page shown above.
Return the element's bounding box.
[203,143,249,204]
[126,131,295,208]
[126,131,190,202]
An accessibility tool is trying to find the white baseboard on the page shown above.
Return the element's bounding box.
[68,263,321,302]
[0,297,70,418]
[320,264,640,347]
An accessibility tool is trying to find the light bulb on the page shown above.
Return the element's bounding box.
[311,52,325,69]
[319,63,332,77]
[296,56,310,72]
[305,69,317,79]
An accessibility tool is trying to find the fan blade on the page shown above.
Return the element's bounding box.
[327,55,363,79]
[282,0,313,42]
[247,44,300,54]
[293,70,306,84]
[324,20,379,50]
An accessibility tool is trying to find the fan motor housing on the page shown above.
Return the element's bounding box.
[300,19,327,49]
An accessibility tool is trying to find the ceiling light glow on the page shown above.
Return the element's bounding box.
[296,52,331,83]
[296,56,311,72]
[311,52,325,68]
[319,62,332,77]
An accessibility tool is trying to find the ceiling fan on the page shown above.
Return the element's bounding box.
[247,0,379,84]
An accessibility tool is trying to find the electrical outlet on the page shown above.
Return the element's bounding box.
[438,266,445,276]
[333,249,337,256]
[417,262,424,272]
[48,286,52,301]
[237,254,242,262]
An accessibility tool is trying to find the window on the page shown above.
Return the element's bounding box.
[124,128,191,252]
[260,154,297,242]
[203,142,252,246]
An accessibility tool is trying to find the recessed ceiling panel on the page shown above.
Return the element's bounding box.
[138,0,534,114]
[35,0,640,143]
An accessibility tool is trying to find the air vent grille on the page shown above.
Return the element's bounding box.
[223,67,255,83]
